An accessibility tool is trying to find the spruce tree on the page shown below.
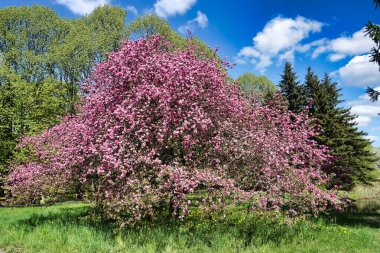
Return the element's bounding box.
[279,62,307,112]
[304,67,322,114]
[306,72,376,189]
[366,87,379,102]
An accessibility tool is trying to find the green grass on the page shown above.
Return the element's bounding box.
[0,200,379,253]
[1,170,379,253]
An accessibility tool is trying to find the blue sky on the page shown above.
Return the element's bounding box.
[1,0,380,146]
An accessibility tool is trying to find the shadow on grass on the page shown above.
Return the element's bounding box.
[16,201,380,230]
[17,204,117,233]
[12,203,313,248]
[11,198,380,251]
[327,211,380,229]
[326,197,380,229]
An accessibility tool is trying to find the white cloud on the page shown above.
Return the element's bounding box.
[356,115,373,126]
[238,47,260,58]
[278,49,295,63]
[335,55,380,87]
[195,11,208,28]
[309,28,374,62]
[178,11,208,34]
[367,135,380,142]
[256,55,273,70]
[351,106,380,117]
[235,16,323,72]
[126,5,138,16]
[346,88,380,127]
[54,0,109,15]
[328,53,346,62]
[154,0,197,18]
[253,16,323,55]
[349,91,380,106]
[297,38,327,54]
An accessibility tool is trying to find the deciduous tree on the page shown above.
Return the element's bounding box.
[236,72,277,101]
[8,36,340,225]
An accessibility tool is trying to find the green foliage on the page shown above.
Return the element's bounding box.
[304,70,377,189]
[84,5,127,57]
[125,14,218,60]
[0,5,127,196]
[0,5,60,82]
[280,63,377,189]
[236,72,277,101]
[279,62,307,112]
[0,66,71,195]
[126,14,183,44]
[0,4,126,107]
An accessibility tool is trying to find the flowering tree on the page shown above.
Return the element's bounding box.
[7,36,340,225]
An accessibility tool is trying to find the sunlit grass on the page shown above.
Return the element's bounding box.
[349,170,380,200]
[1,171,379,252]
[0,201,379,253]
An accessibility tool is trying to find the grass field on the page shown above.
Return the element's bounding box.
[0,171,379,253]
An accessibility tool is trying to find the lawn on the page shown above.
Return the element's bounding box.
[0,196,379,253]
[1,170,379,253]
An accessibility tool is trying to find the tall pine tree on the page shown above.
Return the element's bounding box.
[304,67,321,114]
[279,62,307,112]
[305,71,376,189]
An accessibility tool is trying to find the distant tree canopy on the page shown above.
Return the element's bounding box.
[0,5,126,195]
[236,73,277,100]
[126,14,181,42]
[125,15,219,61]
[0,5,126,82]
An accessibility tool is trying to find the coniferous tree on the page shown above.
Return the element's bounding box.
[279,62,307,112]
[304,67,322,114]
[306,72,376,189]
[365,0,380,101]
[366,87,379,102]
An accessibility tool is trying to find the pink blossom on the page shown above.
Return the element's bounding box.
[7,35,342,224]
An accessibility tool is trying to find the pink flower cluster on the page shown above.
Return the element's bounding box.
[7,36,341,224]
